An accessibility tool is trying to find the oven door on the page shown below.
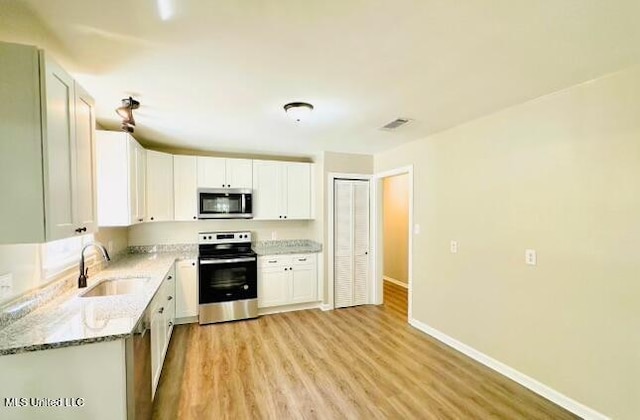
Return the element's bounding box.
[198,188,253,219]
[199,256,257,304]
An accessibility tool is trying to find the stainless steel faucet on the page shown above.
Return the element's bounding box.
[78,242,111,288]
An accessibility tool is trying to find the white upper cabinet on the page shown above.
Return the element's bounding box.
[173,155,198,221]
[96,131,146,227]
[146,150,174,222]
[225,159,253,189]
[197,157,226,188]
[252,160,313,220]
[74,85,98,235]
[197,157,252,189]
[0,42,97,243]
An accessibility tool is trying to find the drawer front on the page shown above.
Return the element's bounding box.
[292,254,316,266]
[258,255,293,268]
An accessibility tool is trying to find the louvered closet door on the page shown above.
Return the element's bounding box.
[334,179,369,308]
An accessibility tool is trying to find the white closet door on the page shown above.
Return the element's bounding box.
[334,179,370,308]
[353,181,370,305]
[334,180,354,308]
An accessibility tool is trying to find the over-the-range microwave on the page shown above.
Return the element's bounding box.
[197,188,253,219]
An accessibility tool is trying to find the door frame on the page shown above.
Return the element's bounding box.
[327,172,373,310]
[372,165,414,320]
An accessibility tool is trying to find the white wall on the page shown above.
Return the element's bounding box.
[374,65,640,419]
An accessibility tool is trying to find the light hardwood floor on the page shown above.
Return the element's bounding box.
[383,279,408,319]
[152,306,576,419]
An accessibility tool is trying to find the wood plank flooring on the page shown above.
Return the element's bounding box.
[152,306,576,419]
[383,279,408,319]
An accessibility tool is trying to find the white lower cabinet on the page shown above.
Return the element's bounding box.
[176,259,198,319]
[258,254,318,308]
[151,265,176,398]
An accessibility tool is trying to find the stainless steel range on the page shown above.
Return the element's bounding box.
[198,231,258,325]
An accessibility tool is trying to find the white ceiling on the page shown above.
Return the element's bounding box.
[17,0,640,157]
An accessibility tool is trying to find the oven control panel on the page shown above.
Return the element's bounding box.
[199,231,252,244]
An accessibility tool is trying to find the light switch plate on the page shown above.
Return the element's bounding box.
[525,249,537,266]
[450,241,458,254]
[0,273,13,299]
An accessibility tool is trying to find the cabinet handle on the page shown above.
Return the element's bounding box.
[298,258,307,262]
[158,307,164,314]
[167,296,173,301]
[268,260,277,263]
[169,322,173,327]
[167,276,173,280]
[75,228,82,233]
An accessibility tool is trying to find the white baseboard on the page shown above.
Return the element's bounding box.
[383,276,409,289]
[320,303,333,311]
[409,318,608,420]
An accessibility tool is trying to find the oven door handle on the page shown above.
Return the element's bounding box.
[199,257,256,265]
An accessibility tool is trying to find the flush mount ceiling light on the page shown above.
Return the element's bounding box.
[284,102,314,122]
[115,96,140,133]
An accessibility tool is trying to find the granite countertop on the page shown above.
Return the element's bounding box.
[0,252,195,356]
[253,239,323,256]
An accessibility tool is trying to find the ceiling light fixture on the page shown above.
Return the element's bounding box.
[284,102,314,122]
[115,96,140,133]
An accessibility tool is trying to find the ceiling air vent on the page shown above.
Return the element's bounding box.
[380,118,413,131]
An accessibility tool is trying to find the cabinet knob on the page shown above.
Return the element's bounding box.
[222,184,225,187]
[227,184,231,188]
[150,217,154,221]
[168,322,173,327]
[279,215,282,219]
[193,216,197,220]
[138,218,143,222]
[192,262,196,266]
[167,276,173,280]
[158,307,164,314]
[167,296,173,301]
[284,216,287,219]
[284,268,288,271]
[290,267,293,270]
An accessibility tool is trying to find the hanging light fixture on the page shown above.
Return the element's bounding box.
[115,97,140,133]
[284,102,314,122]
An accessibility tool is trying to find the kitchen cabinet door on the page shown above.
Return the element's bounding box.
[173,155,198,221]
[73,83,98,234]
[150,298,164,398]
[258,266,290,308]
[291,264,317,303]
[134,142,147,223]
[226,158,253,188]
[285,163,311,220]
[146,150,174,222]
[197,156,226,188]
[176,260,198,318]
[42,54,77,240]
[252,161,284,220]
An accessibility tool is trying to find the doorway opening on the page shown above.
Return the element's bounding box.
[371,166,413,321]
[380,173,410,319]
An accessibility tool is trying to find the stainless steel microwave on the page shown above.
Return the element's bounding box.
[197,188,253,219]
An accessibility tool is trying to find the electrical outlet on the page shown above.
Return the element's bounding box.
[0,273,13,299]
[271,231,277,240]
[450,240,458,254]
[525,249,537,266]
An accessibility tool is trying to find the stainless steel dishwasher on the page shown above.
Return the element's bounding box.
[125,307,152,420]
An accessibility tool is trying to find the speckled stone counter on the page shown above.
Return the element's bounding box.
[0,251,195,356]
[253,239,322,255]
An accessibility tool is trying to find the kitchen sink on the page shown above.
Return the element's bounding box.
[80,277,150,298]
